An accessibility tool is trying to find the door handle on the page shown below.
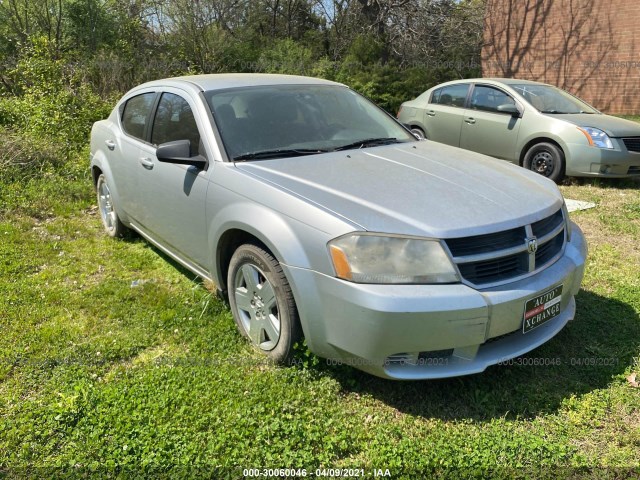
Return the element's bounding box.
[464,117,476,125]
[426,110,436,117]
[105,140,116,150]
[139,157,154,169]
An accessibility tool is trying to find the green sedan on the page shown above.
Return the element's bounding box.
[397,78,640,182]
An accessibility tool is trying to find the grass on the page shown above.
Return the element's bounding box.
[1,156,639,479]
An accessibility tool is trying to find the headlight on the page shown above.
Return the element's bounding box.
[578,127,613,149]
[328,233,460,284]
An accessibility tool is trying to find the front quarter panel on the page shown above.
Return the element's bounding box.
[206,162,358,287]
[206,163,360,351]
[516,113,580,164]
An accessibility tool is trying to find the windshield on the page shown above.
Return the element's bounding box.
[204,84,415,160]
[511,84,599,114]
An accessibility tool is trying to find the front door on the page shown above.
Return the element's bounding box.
[136,90,211,269]
[459,84,522,161]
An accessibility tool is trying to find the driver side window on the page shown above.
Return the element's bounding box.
[470,85,516,113]
[151,93,201,156]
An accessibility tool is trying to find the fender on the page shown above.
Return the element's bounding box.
[208,200,320,288]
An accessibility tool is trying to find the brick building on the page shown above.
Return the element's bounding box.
[482,0,640,114]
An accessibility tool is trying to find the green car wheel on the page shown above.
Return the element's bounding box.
[523,142,565,183]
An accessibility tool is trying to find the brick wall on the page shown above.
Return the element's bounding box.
[482,0,640,114]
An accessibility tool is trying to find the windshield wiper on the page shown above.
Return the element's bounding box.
[334,137,400,151]
[233,148,328,161]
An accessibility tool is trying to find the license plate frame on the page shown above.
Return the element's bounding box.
[522,285,563,334]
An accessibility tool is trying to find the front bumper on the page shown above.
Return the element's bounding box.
[566,142,640,177]
[284,223,587,380]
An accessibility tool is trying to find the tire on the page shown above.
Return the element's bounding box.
[410,127,426,140]
[523,142,565,183]
[227,244,302,364]
[96,173,128,238]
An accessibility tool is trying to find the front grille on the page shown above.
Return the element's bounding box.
[628,166,640,175]
[532,209,563,237]
[446,227,525,257]
[536,231,564,265]
[623,137,640,153]
[457,252,528,284]
[445,208,566,287]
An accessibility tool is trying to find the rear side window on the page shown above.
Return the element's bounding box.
[431,84,469,108]
[121,93,156,141]
[151,93,201,156]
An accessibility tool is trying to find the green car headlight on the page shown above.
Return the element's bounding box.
[328,233,460,284]
[578,127,613,149]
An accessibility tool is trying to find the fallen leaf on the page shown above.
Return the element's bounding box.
[626,373,638,388]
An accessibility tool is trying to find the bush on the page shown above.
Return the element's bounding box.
[0,36,113,151]
[0,128,69,183]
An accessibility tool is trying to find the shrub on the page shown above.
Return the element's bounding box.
[0,36,113,151]
[0,128,69,183]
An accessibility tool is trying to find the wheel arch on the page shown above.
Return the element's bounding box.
[91,165,103,187]
[518,137,566,166]
[216,228,269,295]
[89,156,131,225]
[214,222,313,346]
[406,121,427,138]
[210,204,320,294]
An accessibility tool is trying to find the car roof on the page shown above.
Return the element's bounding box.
[437,78,551,87]
[134,73,343,92]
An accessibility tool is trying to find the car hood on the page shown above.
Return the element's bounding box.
[553,113,640,137]
[234,141,563,238]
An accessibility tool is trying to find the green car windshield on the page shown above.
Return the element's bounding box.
[204,84,415,161]
[511,84,599,115]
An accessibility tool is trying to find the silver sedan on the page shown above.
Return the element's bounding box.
[90,74,587,379]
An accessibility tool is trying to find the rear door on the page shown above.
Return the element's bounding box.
[459,84,522,161]
[115,91,158,223]
[423,83,469,147]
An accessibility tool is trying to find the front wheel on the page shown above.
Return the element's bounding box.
[227,244,301,363]
[523,142,565,183]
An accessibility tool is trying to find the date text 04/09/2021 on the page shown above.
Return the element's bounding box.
[242,468,391,477]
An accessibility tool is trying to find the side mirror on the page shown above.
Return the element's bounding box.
[497,103,521,117]
[156,140,206,168]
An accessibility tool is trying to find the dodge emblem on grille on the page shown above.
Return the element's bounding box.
[526,237,538,254]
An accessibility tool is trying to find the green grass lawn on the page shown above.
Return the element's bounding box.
[1,162,639,479]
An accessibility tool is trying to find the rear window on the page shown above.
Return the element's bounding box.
[121,93,156,141]
[430,84,469,108]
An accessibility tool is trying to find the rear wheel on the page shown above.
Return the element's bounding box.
[227,244,301,363]
[410,127,426,140]
[523,142,565,183]
[96,174,128,238]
